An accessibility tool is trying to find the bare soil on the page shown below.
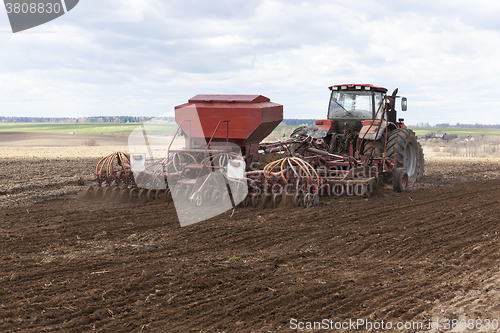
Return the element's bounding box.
[1,133,500,332]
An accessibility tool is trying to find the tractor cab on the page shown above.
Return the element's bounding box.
[291,83,411,157]
[328,84,388,121]
[327,84,389,133]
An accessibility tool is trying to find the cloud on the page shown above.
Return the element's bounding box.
[0,0,500,124]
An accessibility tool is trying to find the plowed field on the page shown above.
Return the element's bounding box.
[1,133,500,332]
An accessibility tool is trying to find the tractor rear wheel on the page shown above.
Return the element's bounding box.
[363,139,384,157]
[416,142,425,181]
[256,152,283,170]
[386,129,423,183]
[290,126,308,139]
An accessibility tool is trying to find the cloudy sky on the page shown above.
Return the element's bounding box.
[0,0,499,125]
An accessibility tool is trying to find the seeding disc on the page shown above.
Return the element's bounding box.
[138,189,148,201]
[94,187,103,198]
[243,194,252,207]
[312,194,320,207]
[260,193,272,208]
[251,193,261,207]
[82,186,94,199]
[110,187,121,200]
[272,193,282,207]
[304,193,313,208]
[173,187,183,201]
[333,184,344,196]
[147,189,156,202]
[202,189,212,204]
[156,189,166,201]
[194,192,204,207]
[102,186,112,197]
[211,189,222,204]
[293,192,304,207]
[354,184,366,197]
[120,188,130,201]
[129,188,138,201]
[222,191,231,206]
[282,193,294,207]
[233,190,246,206]
[178,187,191,202]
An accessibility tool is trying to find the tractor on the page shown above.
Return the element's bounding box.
[87,83,424,214]
[292,83,424,184]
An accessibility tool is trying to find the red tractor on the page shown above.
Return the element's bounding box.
[292,83,424,184]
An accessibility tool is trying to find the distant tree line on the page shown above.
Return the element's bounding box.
[414,122,500,129]
[4,117,500,129]
[0,116,174,123]
[2,117,318,126]
[435,123,500,129]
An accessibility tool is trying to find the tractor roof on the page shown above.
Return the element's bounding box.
[328,84,388,93]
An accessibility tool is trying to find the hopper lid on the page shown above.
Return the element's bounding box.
[188,94,270,103]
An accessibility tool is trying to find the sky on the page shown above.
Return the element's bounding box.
[1,0,500,125]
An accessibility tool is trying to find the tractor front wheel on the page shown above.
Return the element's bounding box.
[392,167,408,192]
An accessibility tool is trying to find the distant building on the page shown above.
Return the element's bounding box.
[442,134,458,141]
[422,132,457,141]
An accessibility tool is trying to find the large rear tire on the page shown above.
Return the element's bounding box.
[386,129,423,183]
[256,152,283,170]
[290,126,308,139]
[363,139,384,157]
[416,141,425,181]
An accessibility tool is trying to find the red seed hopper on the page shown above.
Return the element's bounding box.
[174,94,283,155]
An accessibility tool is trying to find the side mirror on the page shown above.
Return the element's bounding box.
[401,97,407,111]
